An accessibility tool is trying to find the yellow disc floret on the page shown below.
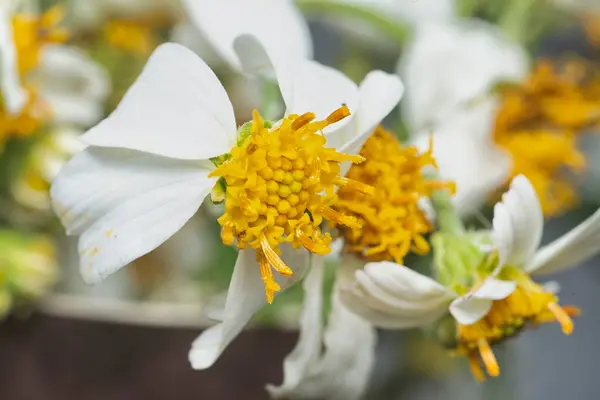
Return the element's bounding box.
[454,268,579,382]
[334,127,455,264]
[493,59,600,216]
[210,106,372,303]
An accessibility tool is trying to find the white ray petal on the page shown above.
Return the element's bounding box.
[189,246,310,369]
[83,43,237,160]
[50,147,215,283]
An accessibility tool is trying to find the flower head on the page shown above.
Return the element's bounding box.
[211,107,371,302]
[493,60,599,216]
[334,126,455,263]
[342,175,600,381]
[50,41,403,371]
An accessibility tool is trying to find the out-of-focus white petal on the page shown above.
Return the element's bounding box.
[527,207,600,275]
[34,45,110,126]
[334,70,404,159]
[400,20,528,132]
[493,175,544,268]
[269,257,376,400]
[234,34,359,135]
[267,256,325,397]
[492,202,513,268]
[0,8,27,115]
[449,278,516,325]
[417,101,512,217]
[83,43,237,160]
[50,147,214,283]
[182,0,311,72]
[189,246,310,369]
[170,22,225,68]
[341,261,453,329]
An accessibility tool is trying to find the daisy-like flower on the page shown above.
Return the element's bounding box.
[0,3,108,144]
[0,3,68,143]
[50,39,403,370]
[342,175,600,381]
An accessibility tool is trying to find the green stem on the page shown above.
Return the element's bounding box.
[430,188,465,236]
[296,0,409,47]
[498,0,538,45]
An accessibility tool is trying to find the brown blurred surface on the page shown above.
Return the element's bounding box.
[0,313,296,400]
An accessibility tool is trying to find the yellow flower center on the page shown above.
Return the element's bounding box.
[455,269,579,382]
[493,60,600,216]
[209,106,373,303]
[333,127,455,263]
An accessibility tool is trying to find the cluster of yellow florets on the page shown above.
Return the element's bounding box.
[455,268,579,382]
[493,59,600,216]
[210,106,373,302]
[334,127,455,264]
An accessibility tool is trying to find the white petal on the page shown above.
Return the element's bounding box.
[497,175,544,267]
[449,278,516,325]
[189,246,310,369]
[0,8,27,115]
[335,70,404,159]
[83,43,236,160]
[267,256,325,397]
[416,100,512,217]
[234,34,359,135]
[400,20,528,132]
[269,259,376,400]
[449,297,492,325]
[492,202,513,269]
[340,261,453,329]
[182,0,311,72]
[35,45,110,126]
[50,147,214,283]
[528,207,600,275]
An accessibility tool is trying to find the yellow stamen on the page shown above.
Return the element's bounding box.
[258,252,281,304]
[468,354,486,383]
[548,302,574,335]
[456,268,580,381]
[210,107,371,301]
[477,339,499,377]
[493,59,600,217]
[334,126,454,264]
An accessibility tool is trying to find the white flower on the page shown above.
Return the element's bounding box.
[178,0,312,72]
[415,100,512,216]
[0,6,27,115]
[51,40,403,371]
[267,255,376,400]
[341,175,600,379]
[399,19,528,133]
[32,45,110,127]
